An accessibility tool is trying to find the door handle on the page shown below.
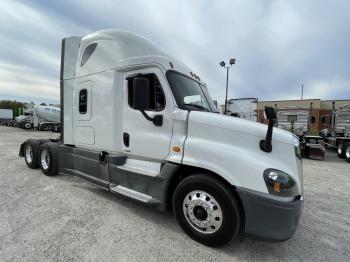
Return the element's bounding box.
[123,132,130,147]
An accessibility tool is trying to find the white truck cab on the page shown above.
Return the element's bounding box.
[20,29,303,247]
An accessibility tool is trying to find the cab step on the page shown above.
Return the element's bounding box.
[110,185,160,206]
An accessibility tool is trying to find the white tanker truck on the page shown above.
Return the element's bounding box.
[15,104,61,131]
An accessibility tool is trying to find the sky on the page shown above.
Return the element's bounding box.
[0,0,349,105]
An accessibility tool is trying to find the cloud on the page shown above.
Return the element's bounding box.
[0,0,349,104]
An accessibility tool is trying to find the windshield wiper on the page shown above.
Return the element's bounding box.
[183,103,210,112]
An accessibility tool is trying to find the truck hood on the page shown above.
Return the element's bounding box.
[188,111,294,145]
[184,111,302,195]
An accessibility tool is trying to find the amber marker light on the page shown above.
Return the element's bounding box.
[173,146,181,152]
[273,182,281,193]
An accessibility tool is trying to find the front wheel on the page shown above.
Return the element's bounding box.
[24,122,32,129]
[172,174,241,247]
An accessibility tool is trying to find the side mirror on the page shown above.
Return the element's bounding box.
[260,107,277,153]
[132,77,151,110]
[131,76,163,127]
[264,106,277,121]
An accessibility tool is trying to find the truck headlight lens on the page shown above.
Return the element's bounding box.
[263,169,298,197]
[293,136,301,160]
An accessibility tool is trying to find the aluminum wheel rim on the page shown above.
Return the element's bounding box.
[338,144,342,154]
[25,145,33,163]
[346,147,350,159]
[41,149,49,170]
[183,190,223,234]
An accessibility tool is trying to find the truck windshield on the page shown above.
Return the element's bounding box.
[166,71,217,112]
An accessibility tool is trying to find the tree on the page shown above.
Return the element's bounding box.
[0,100,24,109]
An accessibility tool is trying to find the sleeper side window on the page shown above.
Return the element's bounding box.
[127,73,165,111]
[81,43,97,67]
[79,89,88,114]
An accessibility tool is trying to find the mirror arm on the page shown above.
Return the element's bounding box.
[140,110,154,121]
[260,119,275,153]
[140,110,163,126]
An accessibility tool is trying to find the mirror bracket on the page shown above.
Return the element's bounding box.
[260,107,277,153]
[140,110,163,126]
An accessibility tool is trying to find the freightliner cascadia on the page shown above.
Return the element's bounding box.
[20,30,303,246]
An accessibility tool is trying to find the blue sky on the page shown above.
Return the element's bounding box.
[0,0,349,105]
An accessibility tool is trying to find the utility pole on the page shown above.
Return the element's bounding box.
[220,59,236,115]
[301,84,304,100]
[225,67,229,115]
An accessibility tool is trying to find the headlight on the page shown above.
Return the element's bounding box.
[293,136,301,160]
[263,169,298,197]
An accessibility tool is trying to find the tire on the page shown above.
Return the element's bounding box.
[39,142,59,176]
[345,144,350,163]
[172,174,241,247]
[24,122,32,129]
[337,142,345,159]
[24,140,40,169]
[41,124,49,131]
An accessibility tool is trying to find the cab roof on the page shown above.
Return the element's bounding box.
[69,29,204,84]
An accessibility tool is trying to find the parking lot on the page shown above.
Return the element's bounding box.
[0,126,349,262]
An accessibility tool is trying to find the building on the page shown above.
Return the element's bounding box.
[257,99,350,135]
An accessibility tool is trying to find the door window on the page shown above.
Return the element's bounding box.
[127,73,165,111]
[79,89,88,114]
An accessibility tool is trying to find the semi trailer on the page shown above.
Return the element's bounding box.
[0,109,15,126]
[226,98,258,121]
[277,106,325,160]
[19,29,303,246]
[320,104,350,162]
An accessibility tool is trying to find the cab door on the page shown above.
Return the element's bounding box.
[122,67,174,160]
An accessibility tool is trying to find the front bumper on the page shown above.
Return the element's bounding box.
[237,188,303,241]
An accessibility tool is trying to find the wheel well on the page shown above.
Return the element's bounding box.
[166,164,245,227]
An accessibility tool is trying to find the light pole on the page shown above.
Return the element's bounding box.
[220,58,235,115]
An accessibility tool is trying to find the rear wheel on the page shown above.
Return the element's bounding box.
[24,140,40,169]
[345,144,350,163]
[337,142,345,159]
[39,142,59,176]
[41,124,50,131]
[172,174,241,247]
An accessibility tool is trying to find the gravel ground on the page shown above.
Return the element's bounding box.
[0,126,349,262]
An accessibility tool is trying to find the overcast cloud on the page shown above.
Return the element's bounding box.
[0,0,349,104]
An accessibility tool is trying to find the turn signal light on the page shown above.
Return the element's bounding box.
[273,182,281,193]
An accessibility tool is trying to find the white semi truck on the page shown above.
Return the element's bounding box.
[19,29,303,246]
